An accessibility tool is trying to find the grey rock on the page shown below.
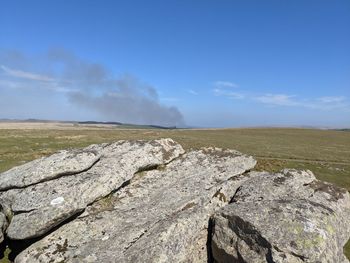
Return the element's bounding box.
[0,211,7,243]
[211,169,350,263]
[15,147,256,263]
[2,139,348,263]
[1,138,184,240]
[0,145,102,191]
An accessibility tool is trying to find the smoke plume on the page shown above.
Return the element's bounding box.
[0,49,185,127]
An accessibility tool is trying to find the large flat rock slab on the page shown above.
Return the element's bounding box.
[15,148,256,263]
[211,169,350,263]
[0,145,102,191]
[0,139,184,240]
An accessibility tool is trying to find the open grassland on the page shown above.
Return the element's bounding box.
[1,127,349,191]
[0,126,349,260]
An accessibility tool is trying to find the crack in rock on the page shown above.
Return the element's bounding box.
[13,146,256,263]
[211,169,350,263]
[0,140,348,263]
[0,146,105,192]
[0,138,185,241]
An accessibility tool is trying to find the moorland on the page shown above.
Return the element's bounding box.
[0,122,349,261]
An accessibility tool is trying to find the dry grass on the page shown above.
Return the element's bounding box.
[0,126,349,260]
[1,127,349,190]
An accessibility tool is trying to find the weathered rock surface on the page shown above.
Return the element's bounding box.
[0,139,184,240]
[0,146,102,191]
[211,169,350,263]
[0,139,349,263]
[14,148,256,263]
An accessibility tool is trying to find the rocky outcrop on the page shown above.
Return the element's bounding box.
[0,139,349,263]
[0,139,184,240]
[14,148,256,263]
[211,169,350,263]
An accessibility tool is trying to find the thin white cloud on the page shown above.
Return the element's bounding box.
[212,80,244,99]
[213,88,245,99]
[214,81,238,88]
[187,89,198,95]
[0,65,78,92]
[254,93,349,111]
[48,83,78,93]
[211,79,349,111]
[316,96,346,103]
[1,65,55,82]
[0,78,77,93]
[254,94,298,106]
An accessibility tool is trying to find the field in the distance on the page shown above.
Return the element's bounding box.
[1,124,349,191]
[0,123,349,260]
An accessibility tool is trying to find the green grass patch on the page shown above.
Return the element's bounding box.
[0,127,349,260]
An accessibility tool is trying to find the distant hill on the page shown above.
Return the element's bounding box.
[0,118,177,129]
[335,129,350,132]
[78,121,123,125]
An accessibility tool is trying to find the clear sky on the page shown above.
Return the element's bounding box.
[0,0,349,127]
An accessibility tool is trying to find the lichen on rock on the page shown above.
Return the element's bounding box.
[211,169,350,263]
[0,139,348,263]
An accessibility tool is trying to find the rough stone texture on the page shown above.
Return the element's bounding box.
[0,211,7,243]
[14,148,256,263]
[0,145,102,191]
[211,169,350,263]
[1,139,349,263]
[0,139,184,240]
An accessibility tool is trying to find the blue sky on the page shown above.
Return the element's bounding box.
[0,0,349,127]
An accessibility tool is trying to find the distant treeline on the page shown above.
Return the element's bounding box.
[78,121,176,129]
[78,121,123,125]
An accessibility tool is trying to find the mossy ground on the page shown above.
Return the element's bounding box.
[0,127,349,261]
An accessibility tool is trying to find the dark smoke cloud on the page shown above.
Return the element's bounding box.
[69,90,184,127]
[0,49,185,126]
[68,73,184,126]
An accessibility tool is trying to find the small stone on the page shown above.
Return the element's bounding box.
[101,235,109,241]
[50,197,65,206]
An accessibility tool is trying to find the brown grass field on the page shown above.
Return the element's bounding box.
[0,123,349,261]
